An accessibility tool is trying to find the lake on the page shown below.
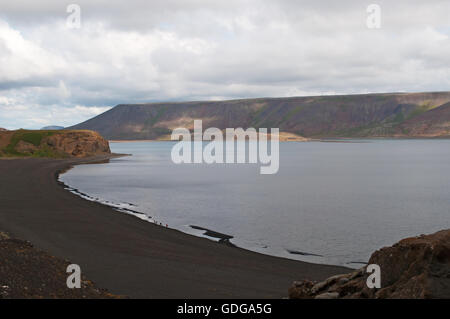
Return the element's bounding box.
[59,140,450,267]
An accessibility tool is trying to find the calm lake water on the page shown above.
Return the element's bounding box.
[60,140,450,267]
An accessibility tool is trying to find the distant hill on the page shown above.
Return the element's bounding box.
[68,92,450,140]
[41,126,64,130]
[0,128,7,132]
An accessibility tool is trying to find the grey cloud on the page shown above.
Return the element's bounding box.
[0,1,449,129]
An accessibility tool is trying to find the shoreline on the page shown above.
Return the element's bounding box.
[0,155,350,298]
[109,136,450,143]
[59,166,347,265]
[58,155,354,266]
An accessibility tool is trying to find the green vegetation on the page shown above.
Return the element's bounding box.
[249,104,269,127]
[31,145,67,158]
[282,105,305,122]
[0,130,66,158]
[392,112,405,124]
[254,104,286,128]
[12,130,54,146]
[328,120,398,137]
[405,102,437,121]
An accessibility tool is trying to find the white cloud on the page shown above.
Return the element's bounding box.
[0,100,111,130]
[0,0,449,129]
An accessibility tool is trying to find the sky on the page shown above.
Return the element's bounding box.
[0,0,449,129]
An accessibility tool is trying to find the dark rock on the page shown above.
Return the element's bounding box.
[288,280,315,299]
[289,229,450,299]
[0,231,122,299]
[14,140,38,154]
[43,131,111,157]
[315,292,339,299]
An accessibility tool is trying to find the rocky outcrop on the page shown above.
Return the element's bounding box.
[0,128,7,131]
[14,140,39,153]
[289,229,450,299]
[0,130,111,158]
[43,130,111,157]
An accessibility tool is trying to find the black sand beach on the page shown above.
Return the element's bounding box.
[0,156,350,298]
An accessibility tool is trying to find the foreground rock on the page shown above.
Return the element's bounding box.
[0,232,120,299]
[289,229,450,299]
[0,129,111,158]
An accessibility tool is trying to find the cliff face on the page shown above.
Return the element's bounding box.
[398,102,450,137]
[289,229,450,299]
[0,130,111,158]
[68,92,450,140]
[44,131,111,157]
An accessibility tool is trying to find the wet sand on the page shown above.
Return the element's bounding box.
[0,156,350,298]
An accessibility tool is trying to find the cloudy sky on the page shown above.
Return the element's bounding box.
[0,0,449,129]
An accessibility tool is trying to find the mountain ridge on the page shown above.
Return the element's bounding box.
[69,91,450,140]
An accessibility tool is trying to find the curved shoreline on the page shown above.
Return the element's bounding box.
[0,156,350,298]
[58,157,334,263]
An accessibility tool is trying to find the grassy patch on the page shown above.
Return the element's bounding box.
[282,105,305,122]
[249,104,269,127]
[0,130,63,157]
[405,102,437,121]
[31,145,67,158]
[393,112,405,123]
